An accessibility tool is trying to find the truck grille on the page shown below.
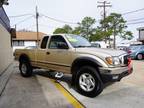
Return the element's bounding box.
[124,55,130,65]
[119,54,130,66]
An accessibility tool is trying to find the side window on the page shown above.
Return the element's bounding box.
[49,36,68,49]
[141,46,144,50]
[41,36,49,49]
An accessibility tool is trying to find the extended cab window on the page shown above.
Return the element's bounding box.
[41,36,49,49]
[49,35,68,49]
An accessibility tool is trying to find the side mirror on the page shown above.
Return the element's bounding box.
[57,42,68,49]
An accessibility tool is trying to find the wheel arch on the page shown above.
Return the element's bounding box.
[71,57,103,84]
[19,54,31,63]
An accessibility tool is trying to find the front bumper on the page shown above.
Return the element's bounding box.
[99,65,133,83]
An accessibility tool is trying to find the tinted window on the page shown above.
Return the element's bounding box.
[49,35,68,49]
[41,36,49,49]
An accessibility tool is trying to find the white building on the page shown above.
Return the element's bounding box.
[12,31,46,51]
[137,27,144,44]
[0,6,13,74]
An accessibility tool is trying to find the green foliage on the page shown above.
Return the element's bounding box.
[100,13,133,48]
[77,17,96,40]
[53,14,133,44]
[53,25,73,34]
[89,28,105,41]
[121,31,133,40]
[72,26,81,35]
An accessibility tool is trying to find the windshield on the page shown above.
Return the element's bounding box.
[129,46,141,50]
[66,35,91,48]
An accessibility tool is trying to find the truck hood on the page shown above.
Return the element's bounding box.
[75,47,127,57]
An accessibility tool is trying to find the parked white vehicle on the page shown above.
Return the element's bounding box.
[91,41,108,48]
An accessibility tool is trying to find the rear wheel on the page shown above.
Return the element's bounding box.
[75,66,103,97]
[137,53,143,60]
[19,61,33,77]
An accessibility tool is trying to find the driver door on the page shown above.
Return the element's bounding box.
[46,35,72,73]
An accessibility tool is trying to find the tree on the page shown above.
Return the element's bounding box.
[63,25,73,33]
[89,28,105,42]
[100,13,133,49]
[53,24,73,34]
[76,17,96,40]
[72,26,81,35]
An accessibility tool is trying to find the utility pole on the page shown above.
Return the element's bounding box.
[15,24,17,31]
[97,1,112,44]
[97,1,112,21]
[36,6,39,47]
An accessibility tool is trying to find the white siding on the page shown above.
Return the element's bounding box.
[24,41,36,47]
[140,30,144,40]
[13,41,36,52]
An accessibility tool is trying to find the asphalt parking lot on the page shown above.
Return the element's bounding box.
[0,60,144,108]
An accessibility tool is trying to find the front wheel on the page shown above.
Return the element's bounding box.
[137,53,143,60]
[75,66,103,97]
[19,61,33,77]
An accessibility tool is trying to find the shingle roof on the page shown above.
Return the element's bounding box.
[13,31,46,41]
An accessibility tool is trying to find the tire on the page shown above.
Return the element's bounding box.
[137,53,143,60]
[75,66,103,97]
[19,60,33,77]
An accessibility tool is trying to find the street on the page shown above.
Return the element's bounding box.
[0,60,144,108]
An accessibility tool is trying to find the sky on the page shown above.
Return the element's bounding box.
[3,0,144,43]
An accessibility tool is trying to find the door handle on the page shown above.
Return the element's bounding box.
[46,52,50,55]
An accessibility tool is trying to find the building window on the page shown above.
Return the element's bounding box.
[13,41,24,46]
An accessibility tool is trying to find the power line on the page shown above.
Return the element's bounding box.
[127,21,144,25]
[122,8,144,15]
[12,15,34,27]
[41,14,78,25]
[127,17,144,22]
[9,14,33,18]
[39,24,58,28]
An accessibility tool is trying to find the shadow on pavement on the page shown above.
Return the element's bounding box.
[33,69,73,89]
[32,69,113,90]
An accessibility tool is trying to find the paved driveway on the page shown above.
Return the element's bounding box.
[0,60,144,108]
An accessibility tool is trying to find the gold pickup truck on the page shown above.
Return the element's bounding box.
[14,34,133,97]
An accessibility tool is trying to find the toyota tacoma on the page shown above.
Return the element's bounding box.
[14,34,133,97]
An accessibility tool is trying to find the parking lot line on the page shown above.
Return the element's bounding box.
[50,79,85,108]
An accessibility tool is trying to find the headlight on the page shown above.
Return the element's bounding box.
[106,57,120,66]
[106,57,113,65]
[113,57,120,65]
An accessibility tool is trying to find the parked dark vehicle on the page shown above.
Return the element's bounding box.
[128,45,144,60]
